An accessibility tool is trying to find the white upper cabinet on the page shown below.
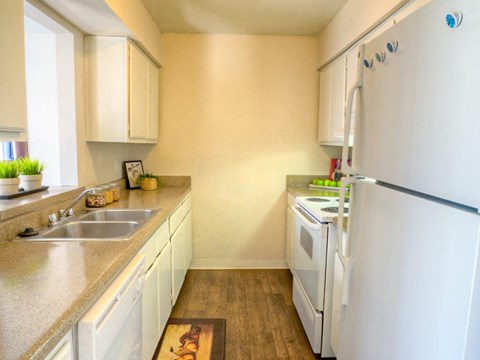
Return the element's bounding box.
[318,55,347,145]
[0,1,28,142]
[86,36,159,143]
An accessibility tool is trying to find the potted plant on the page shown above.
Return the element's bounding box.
[18,157,45,191]
[136,171,159,191]
[0,160,20,196]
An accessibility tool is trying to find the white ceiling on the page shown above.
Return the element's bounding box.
[140,0,349,36]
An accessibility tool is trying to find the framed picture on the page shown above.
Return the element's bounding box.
[124,161,144,189]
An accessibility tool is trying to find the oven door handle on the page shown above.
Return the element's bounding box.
[292,206,322,230]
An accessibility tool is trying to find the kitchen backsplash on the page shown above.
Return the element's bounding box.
[286,175,329,186]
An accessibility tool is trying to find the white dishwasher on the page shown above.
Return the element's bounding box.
[78,255,145,360]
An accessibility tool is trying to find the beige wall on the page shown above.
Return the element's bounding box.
[317,0,409,67]
[104,0,163,65]
[130,34,329,268]
[0,0,28,142]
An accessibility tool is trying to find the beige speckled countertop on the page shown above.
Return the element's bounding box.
[0,186,190,360]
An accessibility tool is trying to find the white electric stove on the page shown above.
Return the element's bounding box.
[291,194,349,356]
[295,196,349,223]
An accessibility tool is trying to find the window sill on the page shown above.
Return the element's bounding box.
[0,186,83,222]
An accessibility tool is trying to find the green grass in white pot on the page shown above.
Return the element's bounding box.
[18,157,45,175]
[0,160,20,178]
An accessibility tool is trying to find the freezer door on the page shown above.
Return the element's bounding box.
[354,0,480,209]
[337,181,480,360]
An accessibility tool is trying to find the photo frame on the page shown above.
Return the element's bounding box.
[124,161,144,189]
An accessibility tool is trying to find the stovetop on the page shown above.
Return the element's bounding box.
[295,196,349,223]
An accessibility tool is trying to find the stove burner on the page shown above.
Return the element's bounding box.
[305,197,331,202]
[321,206,349,214]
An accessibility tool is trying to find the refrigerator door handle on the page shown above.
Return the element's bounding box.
[338,176,359,305]
[342,44,365,176]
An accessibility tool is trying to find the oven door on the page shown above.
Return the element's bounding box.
[292,206,328,311]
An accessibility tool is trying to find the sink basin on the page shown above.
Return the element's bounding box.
[17,208,160,242]
[78,209,156,222]
[38,221,140,241]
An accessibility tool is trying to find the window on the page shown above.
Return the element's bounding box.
[0,142,28,161]
[23,1,78,186]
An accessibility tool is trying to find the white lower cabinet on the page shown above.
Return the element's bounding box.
[184,211,192,270]
[142,257,160,360]
[44,330,74,360]
[170,196,192,306]
[171,220,186,305]
[286,206,295,272]
[139,221,172,360]
[158,242,172,334]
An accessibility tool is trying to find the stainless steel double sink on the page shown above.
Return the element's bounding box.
[26,209,159,241]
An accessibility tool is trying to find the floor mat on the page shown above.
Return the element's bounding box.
[156,318,226,360]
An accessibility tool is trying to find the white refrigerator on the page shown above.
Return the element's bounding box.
[334,0,480,359]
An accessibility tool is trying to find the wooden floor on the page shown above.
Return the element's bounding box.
[169,269,322,360]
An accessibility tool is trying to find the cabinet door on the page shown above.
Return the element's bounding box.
[0,1,27,141]
[345,46,360,144]
[171,221,186,305]
[317,65,331,143]
[129,44,148,140]
[146,60,159,141]
[158,242,172,335]
[328,56,347,143]
[286,206,295,272]
[318,55,346,144]
[184,210,192,270]
[142,259,160,360]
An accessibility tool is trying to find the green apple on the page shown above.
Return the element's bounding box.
[336,181,341,187]
[324,180,331,187]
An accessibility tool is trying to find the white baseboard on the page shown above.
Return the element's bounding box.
[189,258,288,269]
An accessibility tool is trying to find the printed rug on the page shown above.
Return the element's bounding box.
[156,318,226,360]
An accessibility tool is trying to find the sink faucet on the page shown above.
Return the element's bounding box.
[48,188,94,227]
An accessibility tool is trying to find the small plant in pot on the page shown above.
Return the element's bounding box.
[18,157,45,191]
[137,171,159,191]
[0,160,20,196]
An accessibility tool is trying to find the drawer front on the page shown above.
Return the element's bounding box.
[169,204,184,235]
[138,233,157,269]
[156,221,169,254]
